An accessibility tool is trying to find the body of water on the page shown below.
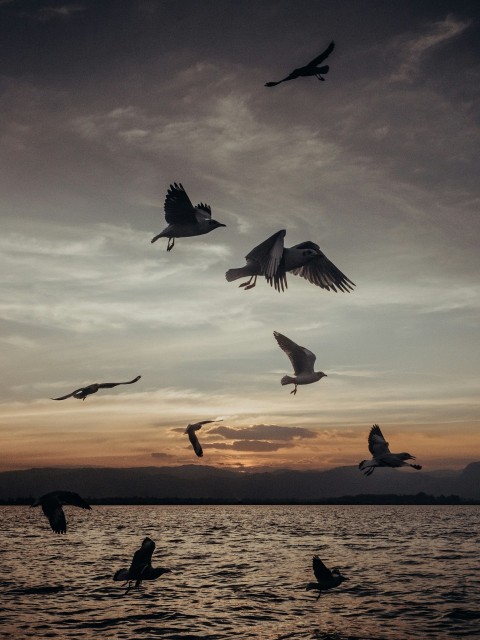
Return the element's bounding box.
[1,505,479,639]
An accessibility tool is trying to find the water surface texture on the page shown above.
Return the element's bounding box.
[1,505,479,639]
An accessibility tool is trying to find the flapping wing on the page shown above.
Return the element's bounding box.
[195,203,212,220]
[312,555,332,582]
[188,430,203,457]
[290,250,355,292]
[368,424,390,457]
[41,498,67,534]
[57,491,91,510]
[164,183,197,224]
[129,538,155,576]
[51,387,84,401]
[273,331,316,375]
[113,568,129,582]
[306,41,335,67]
[97,376,141,389]
[245,230,287,291]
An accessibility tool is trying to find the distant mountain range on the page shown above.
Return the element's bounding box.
[1,462,479,501]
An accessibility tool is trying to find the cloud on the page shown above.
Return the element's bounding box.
[151,452,173,459]
[206,440,284,452]
[208,424,316,441]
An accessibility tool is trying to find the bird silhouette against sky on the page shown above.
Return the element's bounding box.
[359,424,423,476]
[306,555,348,599]
[273,331,326,395]
[185,419,222,457]
[226,229,355,292]
[31,491,91,534]
[51,375,141,400]
[151,183,226,251]
[265,41,335,87]
[113,537,171,594]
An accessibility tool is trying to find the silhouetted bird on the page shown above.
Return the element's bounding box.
[113,537,171,594]
[31,491,91,534]
[273,331,326,395]
[306,555,348,599]
[225,229,354,293]
[265,41,335,87]
[359,424,423,476]
[151,183,226,251]
[185,419,222,457]
[51,375,141,401]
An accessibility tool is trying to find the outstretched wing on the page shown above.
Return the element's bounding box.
[290,250,355,292]
[306,41,335,67]
[51,388,84,401]
[41,496,67,534]
[164,183,197,225]
[195,203,212,220]
[245,230,287,291]
[56,491,91,510]
[129,538,156,577]
[188,430,203,457]
[97,376,141,390]
[312,555,333,582]
[273,331,316,375]
[368,424,390,457]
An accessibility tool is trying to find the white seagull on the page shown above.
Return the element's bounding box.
[151,183,226,251]
[225,229,355,292]
[113,537,171,594]
[31,491,91,534]
[185,419,222,457]
[273,331,326,395]
[51,375,141,401]
[358,424,422,476]
[306,555,348,599]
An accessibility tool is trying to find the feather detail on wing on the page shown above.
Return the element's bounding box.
[290,253,355,292]
[273,331,316,374]
[164,183,197,225]
[368,424,390,457]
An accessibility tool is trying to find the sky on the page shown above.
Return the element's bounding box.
[0,0,479,473]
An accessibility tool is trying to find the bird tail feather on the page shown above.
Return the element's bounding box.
[225,267,249,282]
[113,569,129,582]
[151,231,167,244]
[281,375,295,386]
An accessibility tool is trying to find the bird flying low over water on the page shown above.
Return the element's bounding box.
[185,419,223,457]
[51,375,141,401]
[225,229,355,293]
[306,555,348,599]
[273,331,326,395]
[359,424,422,476]
[151,183,226,251]
[113,537,171,594]
[31,491,91,534]
[265,41,335,87]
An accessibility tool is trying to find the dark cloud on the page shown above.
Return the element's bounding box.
[208,424,316,441]
[151,452,173,459]
[206,440,285,452]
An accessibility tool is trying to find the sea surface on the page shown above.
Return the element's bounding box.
[1,505,479,639]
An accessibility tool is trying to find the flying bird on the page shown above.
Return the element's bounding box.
[31,491,91,534]
[185,419,222,457]
[306,555,348,599]
[273,331,326,395]
[225,229,354,293]
[265,41,335,87]
[358,424,423,476]
[113,537,171,594]
[51,375,141,401]
[151,182,226,251]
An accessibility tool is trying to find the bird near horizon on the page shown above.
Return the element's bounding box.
[225,229,355,293]
[113,537,171,594]
[273,331,326,395]
[151,183,226,251]
[306,555,348,599]
[51,375,141,401]
[31,491,91,534]
[185,419,223,457]
[265,41,335,87]
[358,424,423,476]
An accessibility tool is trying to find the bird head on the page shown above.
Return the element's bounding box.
[399,453,415,461]
[315,371,327,381]
[332,569,348,582]
[209,219,226,229]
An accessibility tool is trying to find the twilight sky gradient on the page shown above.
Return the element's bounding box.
[1,0,479,472]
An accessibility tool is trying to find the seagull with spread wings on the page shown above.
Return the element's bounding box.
[151,183,226,251]
[185,419,222,457]
[226,229,354,293]
[359,424,423,476]
[51,375,141,401]
[265,41,335,87]
[31,491,91,534]
[273,331,326,395]
[113,537,171,594]
[306,555,348,599]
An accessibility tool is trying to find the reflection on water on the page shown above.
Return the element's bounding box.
[1,505,479,639]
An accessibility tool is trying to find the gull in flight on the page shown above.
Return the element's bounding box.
[358,424,423,476]
[151,182,226,251]
[51,375,141,401]
[31,491,91,534]
[185,419,223,457]
[265,41,335,87]
[114,537,171,594]
[306,555,348,599]
[225,229,355,292]
[273,331,326,395]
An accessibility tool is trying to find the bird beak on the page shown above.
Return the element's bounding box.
[218,223,226,227]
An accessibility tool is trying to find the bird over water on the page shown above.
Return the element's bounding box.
[265,41,335,87]
[31,491,91,534]
[51,375,141,400]
[306,555,348,599]
[113,537,171,594]
[273,331,326,395]
[358,424,423,476]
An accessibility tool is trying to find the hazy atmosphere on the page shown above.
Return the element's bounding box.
[1,0,479,473]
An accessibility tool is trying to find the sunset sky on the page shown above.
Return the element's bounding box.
[0,0,479,473]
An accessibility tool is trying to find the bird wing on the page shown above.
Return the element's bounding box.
[312,555,333,582]
[113,568,129,581]
[273,331,316,374]
[164,183,198,225]
[190,419,222,430]
[306,41,335,67]
[56,491,91,510]
[51,387,84,401]
[195,203,212,220]
[245,230,287,291]
[289,250,355,292]
[368,424,390,457]
[188,430,203,457]
[129,538,155,577]
[41,496,67,534]
[97,376,141,389]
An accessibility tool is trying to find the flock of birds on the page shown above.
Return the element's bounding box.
[31,42,423,597]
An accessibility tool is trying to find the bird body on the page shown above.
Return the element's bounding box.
[273,331,326,395]
[114,537,170,594]
[51,375,141,401]
[226,229,354,293]
[306,555,348,599]
[31,491,91,534]
[265,41,335,87]
[185,419,222,457]
[151,183,225,250]
[359,424,422,476]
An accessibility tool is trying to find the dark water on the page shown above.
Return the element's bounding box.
[1,505,479,639]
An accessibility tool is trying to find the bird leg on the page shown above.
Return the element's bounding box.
[316,592,322,600]
[123,581,134,595]
[290,385,298,395]
[239,276,257,290]
[167,237,175,251]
